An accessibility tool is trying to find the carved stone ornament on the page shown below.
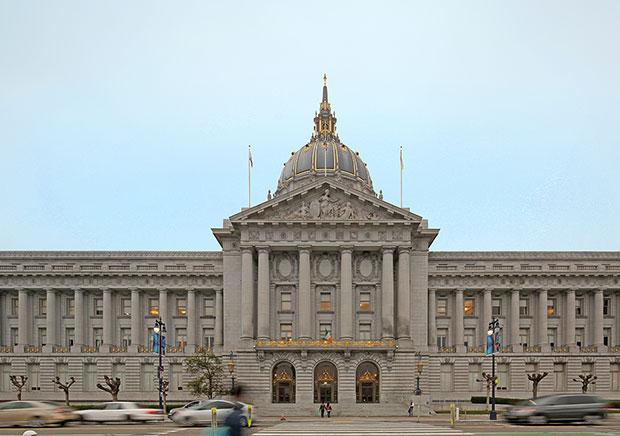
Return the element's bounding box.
[272,252,298,281]
[354,252,379,281]
[282,188,380,221]
[313,253,339,281]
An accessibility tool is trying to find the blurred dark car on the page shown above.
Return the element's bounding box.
[505,394,608,424]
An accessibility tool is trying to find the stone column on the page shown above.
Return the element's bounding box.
[411,242,430,350]
[565,289,576,350]
[481,289,492,345]
[537,289,548,349]
[298,248,312,339]
[17,288,29,348]
[130,288,141,351]
[428,288,437,349]
[397,247,411,340]
[103,288,113,349]
[509,290,520,349]
[73,288,85,351]
[240,248,255,340]
[339,248,353,340]
[257,248,270,340]
[187,289,196,351]
[381,247,395,340]
[215,289,224,346]
[593,289,604,348]
[455,289,465,352]
[45,289,57,350]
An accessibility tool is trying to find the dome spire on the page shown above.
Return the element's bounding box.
[314,74,337,138]
[323,73,328,102]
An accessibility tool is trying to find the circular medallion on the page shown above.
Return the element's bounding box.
[359,258,373,278]
[318,258,333,278]
[278,257,292,278]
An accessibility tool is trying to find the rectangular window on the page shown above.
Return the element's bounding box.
[464,298,475,316]
[319,322,332,339]
[27,363,41,390]
[147,327,155,349]
[176,298,187,316]
[280,323,293,340]
[612,364,620,391]
[359,322,372,340]
[492,298,502,317]
[0,363,10,391]
[140,363,154,391]
[170,363,184,391]
[519,298,529,316]
[280,292,292,311]
[436,298,448,316]
[203,297,215,317]
[148,298,159,316]
[359,292,371,311]
[604,328,612,347]
[176,328,187,347]
[548,328,557,347]
[320,291,332,312]
[202,330,215,349]
[65,328,75,347]
[604,298,612,316]
[120,298,131,316]
[498,363,510,389]
[120,328,131,347]
[84,363,97,391]
[94,298,103,316]
[464,328,476,348]
[93,328,103,348]
[519,328,529,347]
[469,363,482,391]
[547,298,557,317]
[38,298,47,316]
[112,362,125,383]
[576,327,585,347]
[66,297,75,317]
[525,362,538,374]
[437,328,448,348]
[440,363,454,392]
[37,327,47,347]
[10,298,18,316]
[582,362,594,374]
[576,298,584,316]
[554,363,566,391]
[10,328,18,346]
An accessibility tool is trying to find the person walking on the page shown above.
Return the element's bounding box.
[319,402,325,418]
[223,402,244,436]
[326,402,332,418]
[408,401,414,417]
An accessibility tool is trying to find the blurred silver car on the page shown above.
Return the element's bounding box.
[505,394,608,424]
[168,399,208,419]
[171,399,253,427]
[77,401,163,422]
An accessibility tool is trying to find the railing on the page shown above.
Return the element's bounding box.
[196,346,213,354]
[137,345,151,353]
[167,346,186,354]
[438,346,456,353]
[24,345,42,353]
[610,346,620,353]
[552,345,569,353]
[52,346,70,353]
[110,346,127,353]
[523,345,541,353]
[467,345,485,353]
[499,345,513,353]
[580,345,598,353]
[81,345,98,353]
[255,338,397,350]
[0,346,13,353]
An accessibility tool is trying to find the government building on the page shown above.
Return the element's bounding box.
[1,78,619,415]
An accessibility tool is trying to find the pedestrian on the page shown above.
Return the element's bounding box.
[319,402,325,418]
[408,401,414,416]
[223,402,244,436]
[326,402,332,418]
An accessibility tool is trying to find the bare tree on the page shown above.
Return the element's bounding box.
[9,375,28,400]
[476,372,494,411]
[52,376,76,406]
[527,372,549,399]
[96,375,121,401]
[573,374,597,393]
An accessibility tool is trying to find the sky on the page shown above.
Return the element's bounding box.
[1,1,619,252]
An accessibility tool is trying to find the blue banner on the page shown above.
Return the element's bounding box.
[486,334,493,355]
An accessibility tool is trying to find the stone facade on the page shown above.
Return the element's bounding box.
[0,79,619,414]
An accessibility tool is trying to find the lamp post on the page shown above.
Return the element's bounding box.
[487,318,500,421]
[227,351,236,394]
[154,318,166,411]
[414,353,424,396]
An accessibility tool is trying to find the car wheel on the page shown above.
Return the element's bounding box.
[584,414,602,425]
[239,416,248,427]
[527,414,548,425]
[183,416,195,427]
[29,417,44,427]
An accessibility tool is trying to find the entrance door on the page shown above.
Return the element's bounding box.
[319,384,333,403]
[278,383,291,402]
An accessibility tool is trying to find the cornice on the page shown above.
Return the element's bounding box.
[429,251,620,261]
[0,251,223,260]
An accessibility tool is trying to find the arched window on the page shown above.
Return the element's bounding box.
[272,361,296,403]
[314,361,338,403]
[356,361,380,403]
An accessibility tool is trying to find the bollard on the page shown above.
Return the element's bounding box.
[248,405,253,427]
[455,406,460,422]
[211,407,217,429]
[449,403,456,428]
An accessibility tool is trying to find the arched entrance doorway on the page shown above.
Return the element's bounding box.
[272,361,296,403]
[356,361,380,403]
[314,361,338,403]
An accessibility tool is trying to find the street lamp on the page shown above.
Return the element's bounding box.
[154,318,166,411]
[414,353,424,396]
[227,351,236,393]
[487,318,501,421]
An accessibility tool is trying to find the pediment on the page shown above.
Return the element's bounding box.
[230,180,422,224]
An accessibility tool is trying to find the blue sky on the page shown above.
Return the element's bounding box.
[1,1,619,251]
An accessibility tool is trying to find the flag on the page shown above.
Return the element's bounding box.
[486,334,493,356]
[162,335,167,355]
[400,145,404,170]
[153,332,160,353]
[248,145,253,168]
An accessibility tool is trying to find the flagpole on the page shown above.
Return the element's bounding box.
[400,145,403,208]
[248,145,252,208]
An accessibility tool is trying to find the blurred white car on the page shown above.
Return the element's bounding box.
[77,402,163,422]
[171,400,253,427]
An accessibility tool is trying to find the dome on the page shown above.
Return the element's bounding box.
[276,76,374,196]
